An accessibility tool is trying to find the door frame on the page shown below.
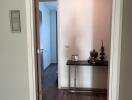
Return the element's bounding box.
[108,0,123,100]
[25,0,124,100]
[25,0,40,100]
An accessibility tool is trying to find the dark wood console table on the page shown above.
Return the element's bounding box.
[66,60,108,93]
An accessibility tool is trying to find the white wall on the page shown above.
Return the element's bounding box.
[119,0,132,99]
[39,3,51,70]
[58,0,112,88]
[0,0,30,100]
[39,2,57,68]
[50,11,57,63]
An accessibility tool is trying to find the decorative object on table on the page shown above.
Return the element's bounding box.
[71,55,79,61]
[88,49,99,64]
[100,40,105,61]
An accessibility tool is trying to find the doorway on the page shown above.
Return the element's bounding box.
[38,1,58,100]
[28,0,122,100]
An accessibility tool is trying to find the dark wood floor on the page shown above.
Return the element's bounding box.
[43,88,107,100]
[41,64,107,100]
[41,63,57,90]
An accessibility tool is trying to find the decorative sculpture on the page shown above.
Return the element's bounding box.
[100,40,105,61]
[88,49,98,64]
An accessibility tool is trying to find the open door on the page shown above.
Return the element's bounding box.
[33,0,42,100]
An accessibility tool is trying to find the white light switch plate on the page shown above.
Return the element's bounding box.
[10,10,21,33]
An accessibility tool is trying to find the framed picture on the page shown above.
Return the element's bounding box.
[10,10,21,33]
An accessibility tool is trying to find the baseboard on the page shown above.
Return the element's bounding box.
[44,63,57,72]
[59,87,107,94]
[51,63,58,66]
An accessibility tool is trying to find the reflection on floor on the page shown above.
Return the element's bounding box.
[41,63,107,100]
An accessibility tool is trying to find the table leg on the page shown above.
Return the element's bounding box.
[75,66,77,88]
[69,65,70,89]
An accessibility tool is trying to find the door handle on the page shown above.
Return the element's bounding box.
[37,49,40,54]
[37,49,44,54]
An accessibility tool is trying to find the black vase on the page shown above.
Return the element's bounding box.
[100,40,105,61]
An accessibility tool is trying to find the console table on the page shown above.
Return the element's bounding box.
[66,60,108,92]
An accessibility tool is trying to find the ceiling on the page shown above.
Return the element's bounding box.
[39,0,56,2]
[41,1,57,10]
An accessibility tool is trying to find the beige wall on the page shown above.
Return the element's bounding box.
[119,0,132,99]
[58,0,112,88]
[0,0,30,100]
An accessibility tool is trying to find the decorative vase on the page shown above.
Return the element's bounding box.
[100,40,105,61]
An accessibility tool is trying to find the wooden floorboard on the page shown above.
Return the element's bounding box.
[42,64,107,100]
[43,87,107,100]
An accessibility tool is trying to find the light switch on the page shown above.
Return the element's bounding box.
[10,10,21,33]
